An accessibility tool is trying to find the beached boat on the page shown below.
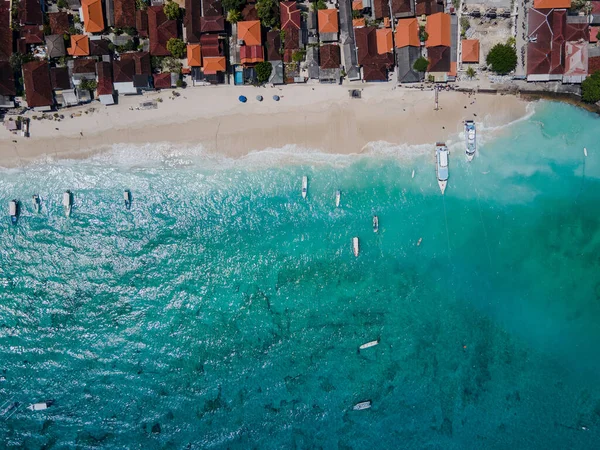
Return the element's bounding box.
[9,200,18,225]
[353,237,359,257]
[124,190,131,210]
[465,120,476,161]
[27,400,53,411]
[302,176,308,199]
[373,216,379,233]
[359,339,379,350]
[32,194,40,213]
[436,143,449,195]
[335,190,340,207]
[63,190,72,217]
[353,400,372,411]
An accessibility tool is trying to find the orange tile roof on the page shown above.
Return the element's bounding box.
[353,18,366,28]
[81,0,105,33]
[187,44,201,67]
[318,9,339,34]
[448,61,457,77]
[426,12,450,48]
[395,18,419,48]
[352,0,363,10]
[533,0,571,8]
[461,39,479,63]
[376,28,393,55]
[203,56,226,74]
[68,34,90,56]
[383,17,390,28]
[238,20,261,46]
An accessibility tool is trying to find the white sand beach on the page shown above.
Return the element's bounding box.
[0,83,530,167]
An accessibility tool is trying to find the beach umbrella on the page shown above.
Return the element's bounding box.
[256,95,263,102]
[238,95,247,103]
[272,95,280,101]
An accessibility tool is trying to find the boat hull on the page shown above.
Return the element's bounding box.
[353,237,359,257]
[466,151,475,162]
[353,401,372,410]
[438,180,447,195]
[302,176,308,199]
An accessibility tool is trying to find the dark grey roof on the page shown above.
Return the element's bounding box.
[46,34,66,58]
[396,46,422,83]
[305,46,319,79]
[269,60,284,85]
[450,14,458,63]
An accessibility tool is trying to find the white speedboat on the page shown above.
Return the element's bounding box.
[465,120,476,161]
[359,339,379,350]
[124,190,131,210]
[63,190,72,217]
[584,147,588,157]
[411,169,415,179]
[417,237,422,246]
[302,176,308,199]
[372,216,378,233]
[9,200,18,225]
[335,190,340,207]
[353,400,372,410]
[353,237,359,257]
[435,143,449,195]
[32,194,40,213]
[27,400,53,411]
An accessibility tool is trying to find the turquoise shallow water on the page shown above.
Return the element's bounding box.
[1,101,600,448]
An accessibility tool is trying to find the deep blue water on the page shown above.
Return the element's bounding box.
[1,101,600,448]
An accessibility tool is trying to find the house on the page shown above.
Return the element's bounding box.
[49,12,70,35]
[112,58,137,94]
[0,61,16,101]
[563,41,588,83]
[318,9,339,43]
[46,34,67,58]
[391,0,415,18]
[0,1,13,61]
[114,0,135,28]
[90,37,112,55]
[71,58,96,86]
[265,30,282,61]
[269,60,284,84]
[121,51,151,75]
[415,0,443,15]
[280,0,301,54]
[187,44,202,67]
[201,16,225,33]
[50,67,71,90]
[68,35,90,56]
[319,44,341,83]
[241,3,258,21]
[283,28,300,63]
[426,12,451,77]
[81,0,106,33]
[202,0,222,16]
[203,56,226,75]
[136,9,149,37]
[238,20,264,66]
[461,39,479,64]
[147,6,178,56]
[153,72,172,89]
[96,61,114,105]
[372,0,388,19]
[201,34,223,57]
[185,0,202,43]
[354,26,394,81]
[532,0,571,7]
[21,25,45,45]
[19,0,43,25]
[395,18,422,83]
[23,60,54,109]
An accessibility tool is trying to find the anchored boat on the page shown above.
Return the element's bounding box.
[335,190,340,207]
[63,190,72,217]
[353,237,359,257]
[27,400,53,411]
[359,339,379,350]
[124,190,131,210]
[302,176,308,199]
[32,194,40,213]
[435,143,449,195]
[353,400,372,411]
[373,215,379,233]
[9,200,18,225]
[465,120,476,161]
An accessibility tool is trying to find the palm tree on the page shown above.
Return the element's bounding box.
[466,66,476,79]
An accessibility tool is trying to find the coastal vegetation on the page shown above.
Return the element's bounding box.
[255,61,273,83]
[581,71,600,103]
[413,57,429,73]
[486,43,517,75]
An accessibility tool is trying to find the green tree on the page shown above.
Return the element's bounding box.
[222,0,245,12]
[255,61,273,83]
[167,38,186,58]
[57,0,68,8]
[9,53,35,72]
[466,66,476,79]
[79,79,98,91]
[292,49,306,63]
[227,10,241,23]
[257,0,280,29]
[419,25,428,42]
[582,71,600,103]
[136,0,149,10]
[486,43,517,75]
[163,0,181,20]
[312,0,327,10]
[413,57,429,73]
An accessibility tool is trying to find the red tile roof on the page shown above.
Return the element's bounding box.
[19,0,43,26]
[114,0,136,28]
[591,26,600,43]
[203,56,226,74]
[0,2,13,60]
[185,0,202,43]
[391,0,413,15]
[0,60,16,96]
[266,30,282,61]
[240,45,264,64]
[200,34,223,57]
[49,12,70,35]
[283,27,300,50]
[81,0,105,33]
[372,0,387,19]
[201,16,225,33]
[21,25,44,44]
[121,52,151,75]
[318,9,339,34]
[427,45,450,72]
[241,3,258,21]
[426,12,451,48]
[320,44,341,69]
[203,0,223,16]
[566,21,589,41]
[90,38,111,55]
[354,26,394,67]
[96,61,113,95]
[238,20,262,46]
[461,39,479,63]
[50,66,70,90]
[23,60,53,107]
[147,6,178,56]
[527,8,566,75]
[363,64,387,81]
[73,58,96,74]
[136,10,149,38]
[153,72,171,89]
[416,0,443,16]
[589,55,600,72]
[564,41,587,77]
[112,58,135,82]
[280,2,301,31]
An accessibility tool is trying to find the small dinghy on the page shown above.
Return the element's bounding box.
[353,237,359,257]
[28,400,53,411]
[63,190,72,217]
[584,147,588,157]
[32,194,40,213]
[373,216,379,233]
[9,200,18,225]
[353,400,372,411]
[417,237,423,246]
[124,190,131,210]
[302,176,308,199]
[359,339,379,350]
[335,190,341,207]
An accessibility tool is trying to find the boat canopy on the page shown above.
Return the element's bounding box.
[439,150,448,167]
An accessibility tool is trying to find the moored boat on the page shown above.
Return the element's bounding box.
[353,400,372,411]
[373,215,379,233]
[63,190,72,217]
[584,147,588,157]
[335,190,340,207]
[465,120,476,161]
[302,176,308,199]
[353,237,359,257]
[124,190,131,210]
[32,194,40,213]
[359,339,379,350]
[9,200,18,225]
[435,143,449,195]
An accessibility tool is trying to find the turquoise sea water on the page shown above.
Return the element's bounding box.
[1,101,600,448]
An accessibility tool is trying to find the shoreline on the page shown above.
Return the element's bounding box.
[0,84,531,168]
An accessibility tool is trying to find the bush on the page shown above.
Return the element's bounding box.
[460,17,470,34]
[466,66,476,79]
[313,0,327,10]
[222,0,245,11]
[257,0,279,29]
[166,38,186,58]
[419,26,428,42]
[176,79,183,88]
[413,57,429,73]
[486,43,517,75]
[227,10,241,23]
[163,0,181,20]
[255,61,272,83]
[582,71,600,103]
[57,0,68,8]
[79,79,98,91]
[292,49,306,63]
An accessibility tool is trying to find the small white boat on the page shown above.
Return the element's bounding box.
[359,339,379,350]
[27,401,53,411]
[124,190,131,210]
[63,190,72,217]
[301,176,308,199]
[435,143,449,195]
[584,147,588,157]
[373,216,379,233]
[335,190,340,207]
[353,237,359,257]
[9,200,18,225]
[465,120,476,161]
[417,237,423,246]
[32,194,40,213]
[353,400,372,410]
[412,169,415,179]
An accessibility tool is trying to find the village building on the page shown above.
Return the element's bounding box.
[354,26,394,81]
[396,18,422,83]
[318,9,339,43]
[148,5,178,56]
[319,44,341,83]
[46,35,67,59]
[425,12,452,81]
[114,0,136,28]
[23,60,54,110]
[81,0,106,33]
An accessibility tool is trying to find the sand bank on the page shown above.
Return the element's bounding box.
[0,83,530,167]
